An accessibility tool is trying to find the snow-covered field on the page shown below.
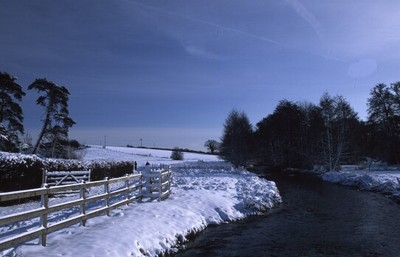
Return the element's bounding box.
[1,146,281,257]
[321,169,400,200]
[83,145,221,166]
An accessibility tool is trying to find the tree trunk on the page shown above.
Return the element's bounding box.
[32,111,51,154]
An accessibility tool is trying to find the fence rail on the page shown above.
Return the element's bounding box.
[0,167,172,251]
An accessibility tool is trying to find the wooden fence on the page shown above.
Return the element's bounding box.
[0,167,172,251]
[142,167,172,200]
[43,170,91,186]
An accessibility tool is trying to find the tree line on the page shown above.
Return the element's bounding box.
[219,82,400,171]
[0,71,76,158]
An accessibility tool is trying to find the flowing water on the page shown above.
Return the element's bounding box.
[173,173,400,257]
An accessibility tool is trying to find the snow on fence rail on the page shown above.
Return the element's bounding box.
[0,166,172,251]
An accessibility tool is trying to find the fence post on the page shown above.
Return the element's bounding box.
[145,166,151,196]
[125,174,129,203]
[167,166,172,197]
[40,184,49,246]
[88,169,92,182]
[80,181,87,226]
[104,177,110,216]
[139,174,143,201]
[158,170,162,201]
[42,169,46,186]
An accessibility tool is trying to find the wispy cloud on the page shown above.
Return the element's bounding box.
[282,0,350,63]
[315,51,346,63]
[183,45,222,60]
[129,0,281,46]
[284,0,325,39]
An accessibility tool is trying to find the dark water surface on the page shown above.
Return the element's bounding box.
[173,173,400,257]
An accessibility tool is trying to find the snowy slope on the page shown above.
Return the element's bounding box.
[1,146,281,257]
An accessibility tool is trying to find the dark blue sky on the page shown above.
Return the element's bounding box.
[1,0,400,150]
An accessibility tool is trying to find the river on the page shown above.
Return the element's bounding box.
[173,173,400,257]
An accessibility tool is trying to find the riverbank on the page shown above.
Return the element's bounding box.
[321,170,400,201]
[258,164,400,202]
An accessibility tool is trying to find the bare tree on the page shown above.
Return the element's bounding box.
[204,139,220,154]
[367,83,400,163]
[320,93,357,171]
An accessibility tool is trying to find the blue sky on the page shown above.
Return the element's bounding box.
[1,0,400,150]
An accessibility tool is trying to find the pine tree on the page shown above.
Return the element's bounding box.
[28,78,75,157]
[0,71,25,152]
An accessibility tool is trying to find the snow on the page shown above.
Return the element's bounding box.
[82,145,221,166]
[322,169,400,200]
[1,146,281,257]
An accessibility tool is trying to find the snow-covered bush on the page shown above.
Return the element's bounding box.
[43,158,88,171]
[0,153,43,192]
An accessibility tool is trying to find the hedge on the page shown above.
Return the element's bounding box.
[0,152,134,192]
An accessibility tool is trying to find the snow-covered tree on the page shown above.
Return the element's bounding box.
[0,71,25,152]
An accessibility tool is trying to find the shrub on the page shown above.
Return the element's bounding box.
[170,147,184,160]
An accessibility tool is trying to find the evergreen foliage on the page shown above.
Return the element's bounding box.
[28,78,76,158]
[255,100,313,169]
[220,110,253,167]
[0,72,26,152]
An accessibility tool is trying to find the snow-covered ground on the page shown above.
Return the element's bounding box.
[82,145,221,166]
[321,169,400,200]
[1,146,281,257]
